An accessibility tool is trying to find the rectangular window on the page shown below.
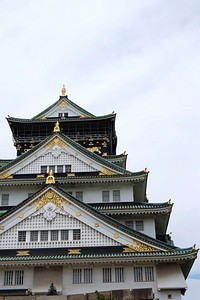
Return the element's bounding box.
[64,113,68,118]
[4,270,24,286]
[115,267,124,282]
[125,220,134,229]
[113,190,120,202]
[61,230,69,241]
[76,191,83,201]
[133,267,143,282]
[51,230,59,241]
[15,270,24,285]
[1,194,9,206]
[4,270,13,285]
[103,268,112,283]
[73,269,82,284]
[58,113,63,117]
[49,166,55,173]
[144,266,154,281]
[57,165,64,173]
[84,268,93,283]
[102,190,110,202]
[30,231,38,242]
[18,231,26,242]
[41,166,47,174]
[65,165,72,173]
[73,229,81,240]
[40,230,48,241]
[135,220,144,231]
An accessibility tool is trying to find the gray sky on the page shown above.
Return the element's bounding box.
[0,1,200,298]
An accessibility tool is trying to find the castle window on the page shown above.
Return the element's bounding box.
[61,230,69,240]
[65,165,71,173]
[115,267,124,282]
[1,194,9,206]
[41,166,47,174]
[4,270,24,286]
[135,220,144,231]
[102,190,110,202]
[125,220,134,229]
[73,269,82,284]
[51,230,59,241]
[103,268,112,283]
[144,266,154,281]
[18,231,26,242]
[113,190,120,202]
[133,267,143,282]
[30,231,38,242]
[84,268,93,283]
[73,229,81,240]
[133,266,154,282]
[58,113,63,117]
[76,191,83,201]
[40,230,48,241]
[49,166,55,173]
[57,165,64,173]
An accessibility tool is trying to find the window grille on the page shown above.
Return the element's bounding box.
[144,266,154,281]
[18,231,26,242]
[84,268,93,283]
[30,231,38,242]
[57,165,64,173]
[113,190,120,202]
[115,267,124,282]
[135,220,144,231]
[65,165,71,173]
[125,221,134,229]
[76,191,83,201]
[40,230,48,241]
[58,113,62,117]
[49,166,55,173]
[41,166,47,174]
[102,190,110,202]
[51,230,59,241]
[61,230,69,240]
[73,229,81,240]
[1,194,9,206]
[103,268,112,283]
[133,267,143,282]
[73,269,82,284]
[4,270,24,286]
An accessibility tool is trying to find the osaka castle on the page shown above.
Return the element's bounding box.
[0,86,197,300]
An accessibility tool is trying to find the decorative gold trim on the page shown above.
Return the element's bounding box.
[80,114,87,118]
[0,226,5,230]
[37,174,45,178]
[123,241,160,253]
[95,223,100,227]
[61,84,67,96]
[46,137,66,150]
[18,213,24,218]
[76,212,81,217]
[16,250,30,256]
[114,233,119,238]
[53,121,60,132]
[67,173,75,177]
[0,171,12,180]
[99,168,117,176]
[68,249,81,255]
[58,100,68,107]
[87,147,101,154]
[46,170,55,184]
[30,190,71,210]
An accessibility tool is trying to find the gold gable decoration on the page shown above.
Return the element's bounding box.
[0,171,12,180]
[46,170,55,184]
[46,137,66,150]
[99,168,117,176]
[123,241,160,253]
[30,190,71,211]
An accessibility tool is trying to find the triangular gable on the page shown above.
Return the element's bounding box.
[0,185,172,252]
[0,133,132,179]
[32,96,95,120]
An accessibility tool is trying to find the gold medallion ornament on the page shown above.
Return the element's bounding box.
[53,121,60,132]
[16,250,30,256]
[68,249,81,255]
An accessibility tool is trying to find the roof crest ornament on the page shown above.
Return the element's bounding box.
[61,84,67,97]
[54,121,60,132]
[46,169,55,184]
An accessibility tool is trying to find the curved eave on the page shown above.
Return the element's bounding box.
[6,114,116,124]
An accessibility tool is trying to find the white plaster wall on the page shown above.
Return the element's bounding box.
[155,289,182,300]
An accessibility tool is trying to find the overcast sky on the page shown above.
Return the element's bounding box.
[0,1,200,298]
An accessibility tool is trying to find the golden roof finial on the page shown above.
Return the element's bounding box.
[54,121,60,132]
[46,169,55,184]
[61,84,67,96]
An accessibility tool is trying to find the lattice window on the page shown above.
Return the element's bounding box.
[1,194,9,206]
[102,190,110,202]
[73,269,82,284]
[51,230,59,241]
[75,191,83,201]
[30,231,38,242]
[115,267,124,282]
[4,270,24,286]
[41,166,47,174]
[135,220,144,231]
[40,230,48,241]
[133,267,143,282]
[144,266,154,281]
[57,165,64,173]
[125,220,134,229]
[113,190,120,202]
[73,229,81,240]
[103,268,112,283]
[61,230,69,240]
[84,268,93,283]
[65,165,71,173]
[18,231,26,242]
